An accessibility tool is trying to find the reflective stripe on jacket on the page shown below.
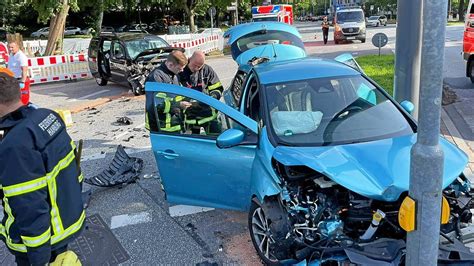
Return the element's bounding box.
[0,106,84,265]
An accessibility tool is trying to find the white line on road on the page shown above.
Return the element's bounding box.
[110,211,152,229]
[169,205,215,217]
[77,89,110,100]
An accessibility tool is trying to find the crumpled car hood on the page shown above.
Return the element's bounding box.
[235,44,306,66]
[133,47,184,62]
[273,134,468,201]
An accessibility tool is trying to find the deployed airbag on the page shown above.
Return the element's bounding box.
[271,111,323,136]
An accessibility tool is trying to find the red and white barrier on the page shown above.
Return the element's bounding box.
[1,33,225,85]
[28,53,91,84]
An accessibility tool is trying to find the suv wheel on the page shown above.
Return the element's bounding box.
[96,76,108,86]
[469,59,474,83]
[40,34,45,38]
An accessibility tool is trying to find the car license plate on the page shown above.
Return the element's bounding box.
[347,37,355,40]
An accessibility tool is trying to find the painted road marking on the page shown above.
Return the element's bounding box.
[113,122,146,140]
[110,211,152,229]
[77,89,110,100]
[169,205,215,217]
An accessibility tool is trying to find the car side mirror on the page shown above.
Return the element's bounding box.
[400,100,415,114]
[216,128,245,149]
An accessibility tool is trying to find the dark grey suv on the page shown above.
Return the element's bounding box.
[88,32,183,95]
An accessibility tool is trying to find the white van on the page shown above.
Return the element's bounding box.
[333,7,366,44]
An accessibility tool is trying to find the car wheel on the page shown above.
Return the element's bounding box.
[249,199,281,265]
[470,60,474,83]
[377,22,380,27]
[95,76,108,86]
[40,34,45,39]
[361,38,366,43]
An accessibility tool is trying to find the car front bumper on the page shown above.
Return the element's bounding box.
[334,31,366,41]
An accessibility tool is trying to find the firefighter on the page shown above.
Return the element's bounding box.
[178,51,223,134]
[0,72,84,265]
[145,50,189,132]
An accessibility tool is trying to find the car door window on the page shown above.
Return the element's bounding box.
[151,92,249,138]
[102,40,111,53]
[111,42,125,59]
[244,76,262,126]
[230,71,247,106]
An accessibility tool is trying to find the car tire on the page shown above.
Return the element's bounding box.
[249,199,284,265]
[469,60,474,83]
[377,22,380,27]
[40,34,45,39]
[361,38,366,43]
[132,84,144,96]
[95,76,108,86]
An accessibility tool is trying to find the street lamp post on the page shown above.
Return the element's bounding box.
[406,0,449,264]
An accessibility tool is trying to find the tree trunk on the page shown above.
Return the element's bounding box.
[184,5,196,32]
[459,0,465,22]
[95,0,104,36]
[44,0,70,56]
[215,7,220,27]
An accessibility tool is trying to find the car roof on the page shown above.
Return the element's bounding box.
[253,57,360,85]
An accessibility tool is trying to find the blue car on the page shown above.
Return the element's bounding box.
[145,23,474,265]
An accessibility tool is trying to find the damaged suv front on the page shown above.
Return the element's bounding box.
[247,68,474,265]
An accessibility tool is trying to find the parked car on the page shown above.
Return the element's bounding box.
[30,27,50,38]
[366,15,387,27]
[117,24,149,33]
[64,26,81,35]
[145,22,474,265]
[100,26,115,33]
[80,27,94,35]
[88,32,182,95]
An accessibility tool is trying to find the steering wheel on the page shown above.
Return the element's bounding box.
[322,105,363,144]
[335,105,363,120]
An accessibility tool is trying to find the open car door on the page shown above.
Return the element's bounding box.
[145,83,258,211]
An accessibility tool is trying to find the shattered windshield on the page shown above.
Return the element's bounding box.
[264,75,413,146]
[337,11,365,23]
[125,36,169,59]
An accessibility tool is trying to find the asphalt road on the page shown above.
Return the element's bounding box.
[2,24,471,265]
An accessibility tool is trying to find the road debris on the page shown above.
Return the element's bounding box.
[114,116,133,126]
[84,145,143,187]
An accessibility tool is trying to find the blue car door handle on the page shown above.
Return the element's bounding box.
[157,150,179,159]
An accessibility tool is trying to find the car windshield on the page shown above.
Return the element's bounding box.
[368,16,379,20]
[264,75,414,146]
[125,36,169,59]
[231,30,304,59]
[337,11,364,23]
[253,16,279,22]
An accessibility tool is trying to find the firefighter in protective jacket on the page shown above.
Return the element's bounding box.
[178,51,223,134]
[0,73,85,265]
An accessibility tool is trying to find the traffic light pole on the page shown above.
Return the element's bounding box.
[406,0,448,264]
[394,0,423,119]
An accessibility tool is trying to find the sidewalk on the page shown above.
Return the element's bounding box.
[440,86,474,179]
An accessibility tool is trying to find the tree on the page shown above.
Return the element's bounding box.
[458,0,466,21]
[28,0,79,55]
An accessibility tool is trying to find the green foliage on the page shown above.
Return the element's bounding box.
[27,0,79,23]
[357,54,394,96]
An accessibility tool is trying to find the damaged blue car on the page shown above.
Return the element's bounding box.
[145,22,474,265]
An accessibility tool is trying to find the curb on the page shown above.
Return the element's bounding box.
[441,108,474,179]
